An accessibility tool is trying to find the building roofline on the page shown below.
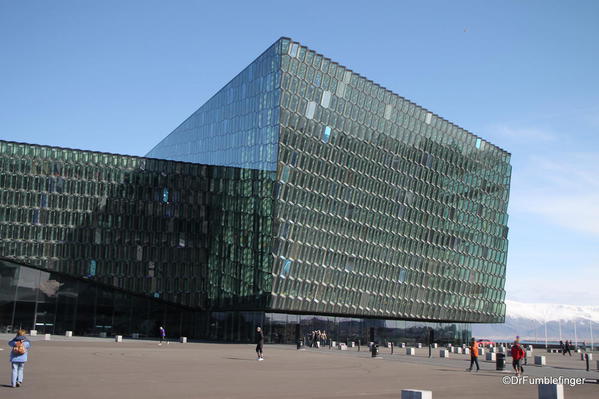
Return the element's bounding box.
[0,138,208,168]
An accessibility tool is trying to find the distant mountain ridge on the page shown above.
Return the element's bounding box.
[472,300,599,341]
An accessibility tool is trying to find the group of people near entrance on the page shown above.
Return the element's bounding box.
[308,330,328,348]
[467,336,526,376]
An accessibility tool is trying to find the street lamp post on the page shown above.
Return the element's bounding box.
[590,318,594,352]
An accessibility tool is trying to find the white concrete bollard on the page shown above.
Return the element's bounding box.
[464,348,470,355]
[440,349,449,358]
[401,343,406,348]
[486,352,496,361]
[180,336,187,343]
[491,347,497,353]
[535,355,546,366]
[526,351,533,359]
[115,335,123,342]
[387,342,392,348]
[29,330,37,336]
[576,349,581,353]
[406,348,416,356]
[479,348,485,355]
[432,343,438,348]
[538,384,564,399]
[65,331,73,337]
[44,334,51,341]
[350,342,355,347]
[332,341,336,348]
[417,343,422,348]
[339,343,347,350]
[401,389,432,399]
[456,347,463,354]
[527,345,533,351]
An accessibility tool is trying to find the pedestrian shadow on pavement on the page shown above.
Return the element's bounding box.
[1,384,14,388]
[434,368,499,376]
[225,357,256,361]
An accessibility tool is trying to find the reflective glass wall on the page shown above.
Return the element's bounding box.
[1,257,470,344]
[0,258,198,337]
[0,140,211,308]
[204,310,470,345]
[0,140,275,311]
[271,38,511,323]
[146,41,281,171]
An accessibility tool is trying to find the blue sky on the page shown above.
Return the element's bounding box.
[1,1,597,305]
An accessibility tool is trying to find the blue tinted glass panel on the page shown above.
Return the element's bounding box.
[322,126,331,143]
[146,40,283,171]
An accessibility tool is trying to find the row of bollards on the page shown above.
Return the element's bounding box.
[398,384,566,399]
[29,330,188,343]
[303,338,599,373]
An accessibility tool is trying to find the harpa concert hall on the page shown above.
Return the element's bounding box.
[0,38,511,345]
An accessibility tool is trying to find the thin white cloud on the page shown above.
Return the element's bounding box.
[506,268,599,306]
[510,152,599,237]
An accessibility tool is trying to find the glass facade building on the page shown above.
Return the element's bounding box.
[0,37,510,344]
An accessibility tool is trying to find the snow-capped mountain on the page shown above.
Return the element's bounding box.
[472,300,599,341]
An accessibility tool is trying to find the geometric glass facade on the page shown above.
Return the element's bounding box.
[0,258,197,338]
[146,41,281,171]
[0,141,211,308]
[2,257,469,345]
[271,38,511,323]
[147,37,511,324]
[0,37,510,343]
[0,140,274,312]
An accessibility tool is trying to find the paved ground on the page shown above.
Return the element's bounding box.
[1,336,598,398]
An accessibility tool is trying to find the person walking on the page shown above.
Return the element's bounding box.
[8,329,31,388]
[559,340,565,355]
[255,327,264,361]
[564,340,572,356]
[158,326,168,346]
[510,340,525,376]
[467,338,480,372]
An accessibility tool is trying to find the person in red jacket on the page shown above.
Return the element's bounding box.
[510,340,525,376]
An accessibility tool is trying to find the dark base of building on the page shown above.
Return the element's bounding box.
[1,259,471,345]
[206,311,471,346]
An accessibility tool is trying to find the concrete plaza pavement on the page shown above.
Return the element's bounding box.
[1,336,598,398]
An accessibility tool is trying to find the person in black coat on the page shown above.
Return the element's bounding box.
[564,340,572,356]
[255,327,264,361]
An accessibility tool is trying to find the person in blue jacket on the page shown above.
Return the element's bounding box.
[8,329,31,388]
